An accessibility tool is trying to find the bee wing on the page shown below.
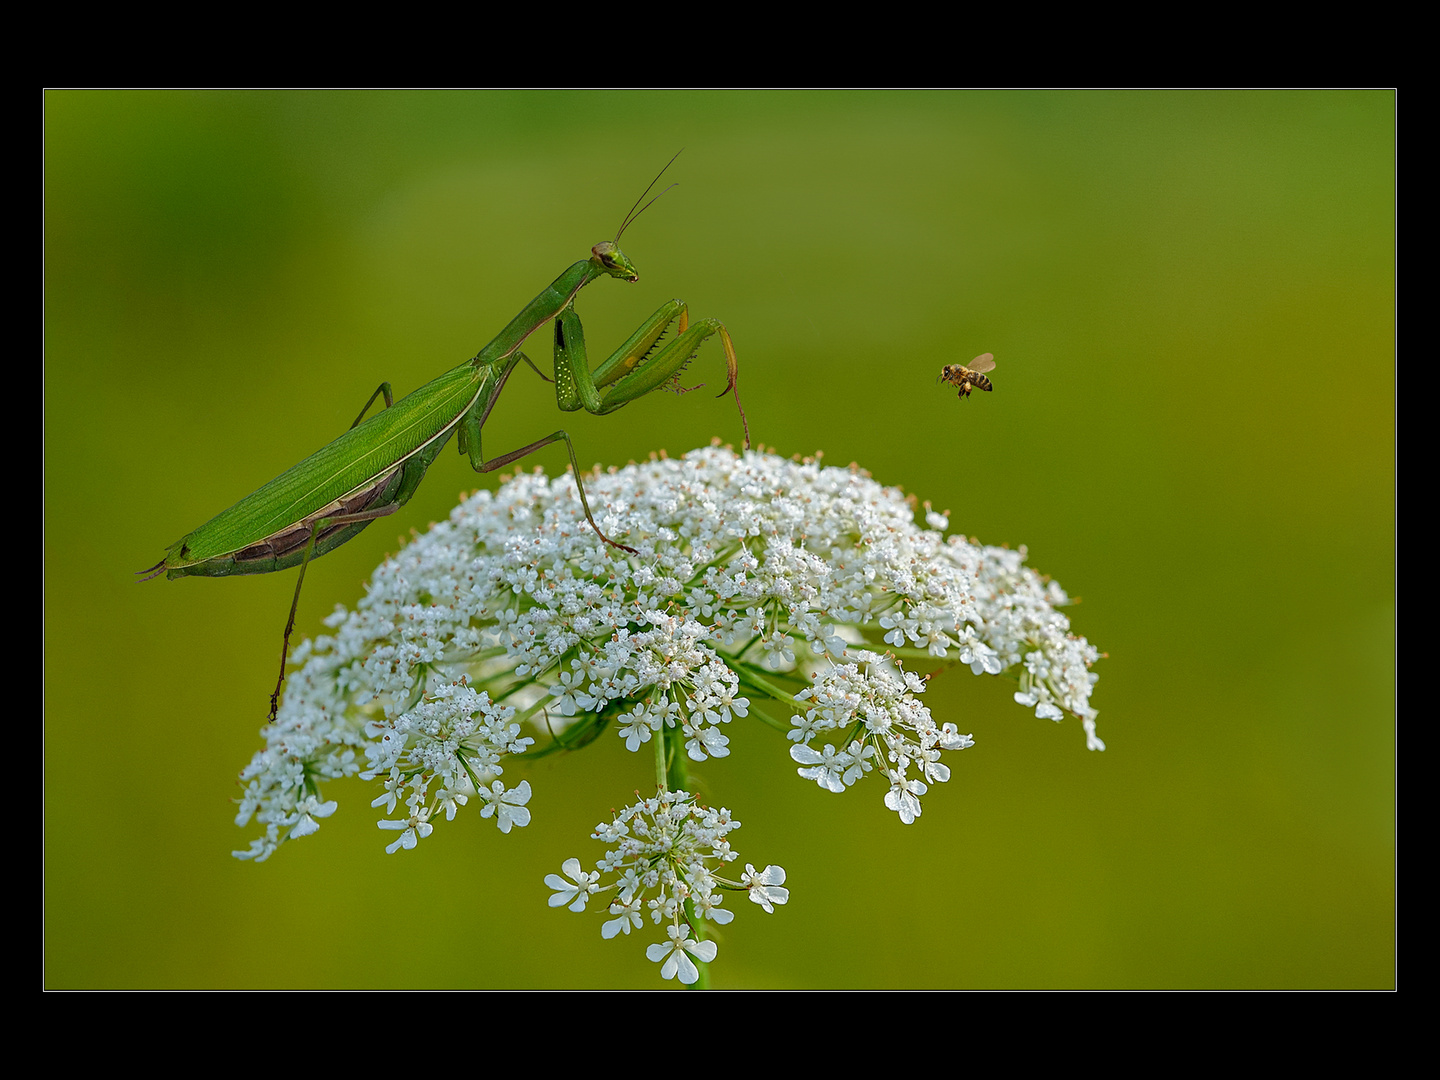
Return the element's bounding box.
[969,353,996,373]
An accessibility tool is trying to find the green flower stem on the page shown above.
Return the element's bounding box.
[743,701,792,734]
[655,722,669,791]
[665,730,689,793]
[729,664,809,708]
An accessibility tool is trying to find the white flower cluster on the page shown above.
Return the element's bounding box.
[232,667,536,860]
[553,610,751,762]
[546,790,788,984]
[230,444,1102,978]
[789,651,977,824]
[975,546,1106,751]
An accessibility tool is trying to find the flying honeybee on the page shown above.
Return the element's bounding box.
[940,353,996,399]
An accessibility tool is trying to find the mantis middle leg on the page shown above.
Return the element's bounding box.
[455,356,639,556]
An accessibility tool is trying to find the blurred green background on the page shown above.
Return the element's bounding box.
[44,91,1394,988]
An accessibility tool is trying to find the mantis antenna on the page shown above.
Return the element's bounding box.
[616,149,683,242]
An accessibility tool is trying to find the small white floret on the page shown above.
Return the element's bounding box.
[646,925,718,984]
[546,857,600,912]
[743,864,790,912]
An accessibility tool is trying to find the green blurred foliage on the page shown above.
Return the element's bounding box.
[44,90,1393,988]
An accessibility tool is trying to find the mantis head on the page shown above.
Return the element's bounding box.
[592,241,639,283]
[594,152,682,285]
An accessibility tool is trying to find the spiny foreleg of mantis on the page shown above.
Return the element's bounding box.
[552,299,750,450]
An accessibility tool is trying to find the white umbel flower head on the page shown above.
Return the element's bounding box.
[549,789,775,984]
[231,445,1103,982]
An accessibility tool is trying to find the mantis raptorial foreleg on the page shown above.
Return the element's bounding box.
[553,300,750,448]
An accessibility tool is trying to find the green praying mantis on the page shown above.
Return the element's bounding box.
[140,158,749,720]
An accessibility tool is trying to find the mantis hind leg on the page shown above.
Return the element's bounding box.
[269,502,402,722]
